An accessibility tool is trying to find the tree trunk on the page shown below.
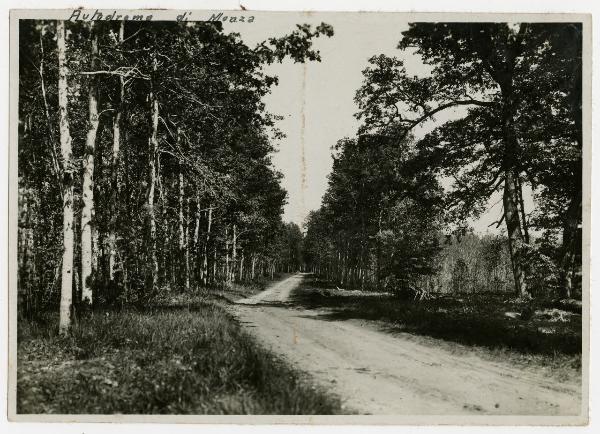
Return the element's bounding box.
[473,27,529,298]
[239,250,244,281]
[158,171,170,287]
[202,206,212,285]
[108,20,125,282]
[212,245,217,284]
[225,226,230,282]
[516,174,530,244]
[57,20,74,334]
[146,55,159,293]
[498,74,529,298]
[178,168,185,286]
[81,22,99,304]
[18,189,36,315]
[559,68,583,299]
[92,227,99,277]
[231,224,237,282]
[193,191,201,246]
[184,196,190,291]
[192,190,201,281]
[559,188,581,299]
[503,170,529,297]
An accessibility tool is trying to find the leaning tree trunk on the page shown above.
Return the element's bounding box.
[108,19,125,282]
[503,170,528,297]
[516,174,530,244]
[146,56,159,293]
[57,20,74,334]
[81,22,99,304]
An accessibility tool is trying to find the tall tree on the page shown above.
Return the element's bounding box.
[356,22,582,297]
[107,20,125,283]
[57,20,74,333]
[146,53,159,294]
[81,22,100,304]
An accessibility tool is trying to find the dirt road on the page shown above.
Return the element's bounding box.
[233,274,581,415]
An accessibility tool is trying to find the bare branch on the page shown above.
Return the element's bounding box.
[405,99,495,129]
[79,67,150,81]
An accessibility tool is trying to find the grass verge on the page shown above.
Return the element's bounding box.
[17,297,344,414]
[292,278,582,384]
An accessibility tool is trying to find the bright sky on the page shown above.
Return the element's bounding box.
[228,12,532,234]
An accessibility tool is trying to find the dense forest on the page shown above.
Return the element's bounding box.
[303,23,582,301]
[17,20,583,336]
[17,19,332,332]
[15,17,585,417]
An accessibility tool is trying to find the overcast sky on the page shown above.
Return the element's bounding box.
[228,12,529,234]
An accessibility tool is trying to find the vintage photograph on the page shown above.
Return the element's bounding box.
[10,9,589,423]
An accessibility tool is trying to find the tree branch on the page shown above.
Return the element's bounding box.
[79,67,150,80]
[407,99,494,128]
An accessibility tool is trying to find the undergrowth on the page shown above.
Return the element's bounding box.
[292,279,582,384]
[17,299,344,414]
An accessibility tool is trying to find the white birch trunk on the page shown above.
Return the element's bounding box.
[178,172,184,250]
[231,224,237,282]
[108,20,125,281]
[225,226,230,283]
[212,246,217,284]
[57,20,74,334]
[81,22,99,304]
[147,56,159,292]
[202,206,212,286]
[185,196,190,291]
[192,190,201,282]
[178,169,184,286]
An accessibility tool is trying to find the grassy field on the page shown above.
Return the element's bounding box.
[292,277,582,384]
[17,284,344,415]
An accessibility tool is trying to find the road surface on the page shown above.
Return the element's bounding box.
[233,274,582,415]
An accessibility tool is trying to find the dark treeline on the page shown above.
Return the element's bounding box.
[17,19,332,332]
[303,23,582,300]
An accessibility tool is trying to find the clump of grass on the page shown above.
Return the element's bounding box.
[17,302,344,414]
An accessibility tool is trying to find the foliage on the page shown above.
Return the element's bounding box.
[354,22,583,297]
[17,19,333,315]
[303,133,444,294]
[430,233,515,294]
